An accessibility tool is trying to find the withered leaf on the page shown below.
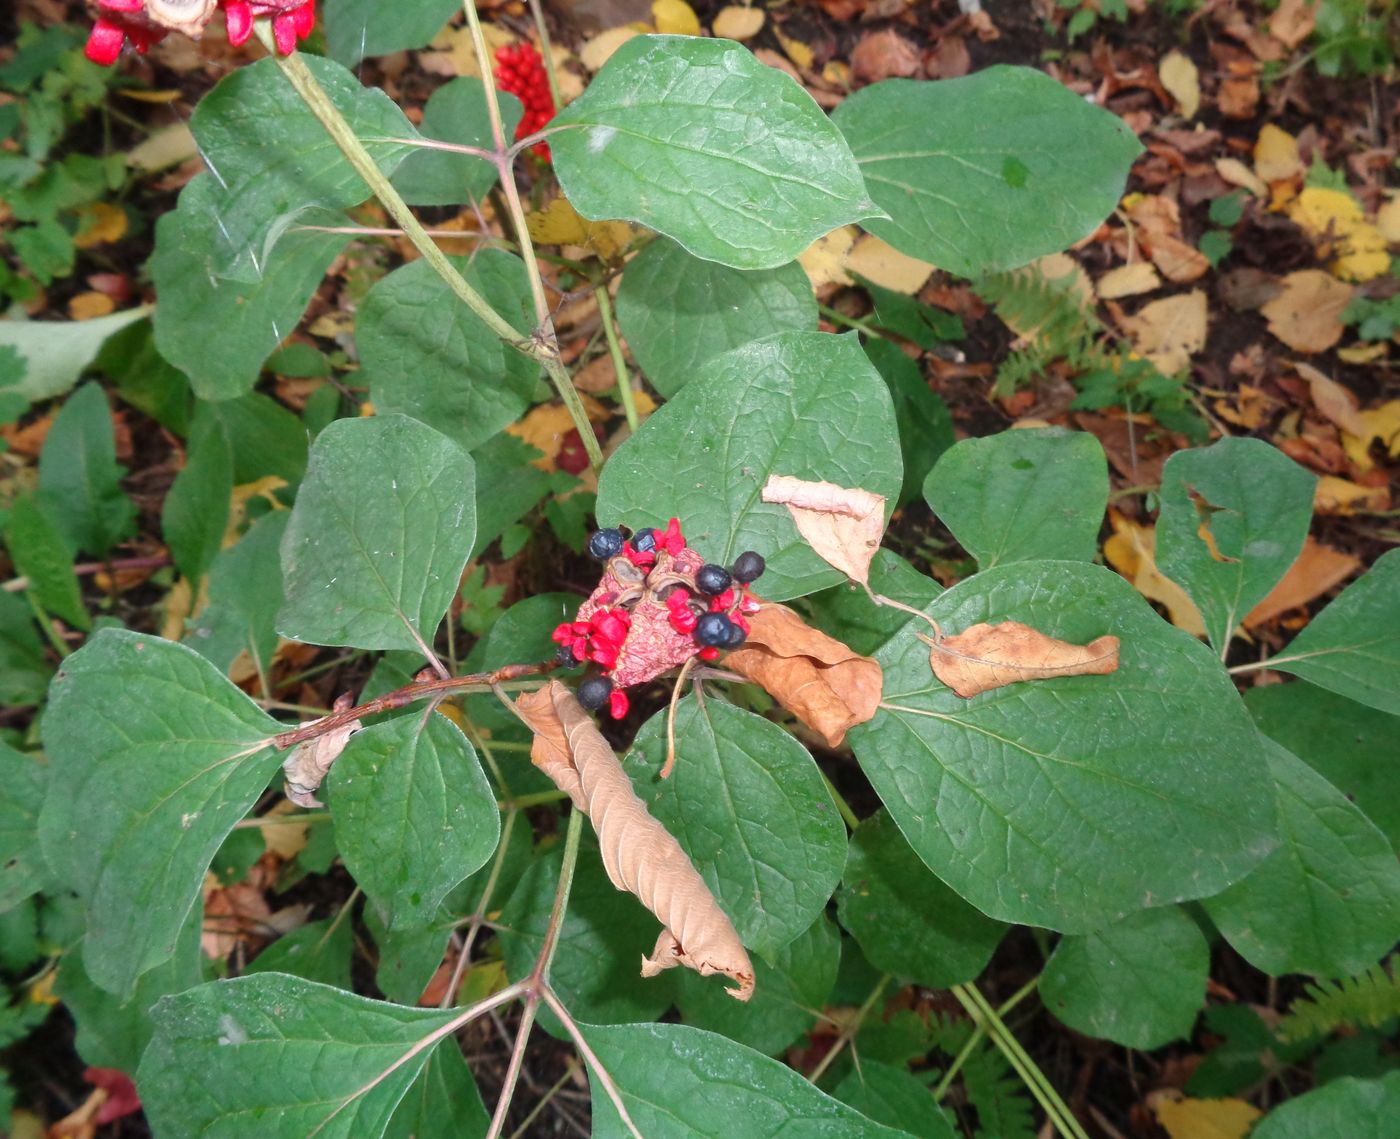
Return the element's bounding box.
[928,621,1120,698]
[762,474,886,586]
[514,681,754,1000]
[724,604,882,747]
[281,693,360,809]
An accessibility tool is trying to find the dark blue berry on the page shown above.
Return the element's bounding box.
[556,643,580,666]
[588,528,624,560]
[631,527,657,553]
[722,621,747,649]
[695,564,731,596]
[695,612,735,648]
[577,675,613,711]
[731,551,765,584]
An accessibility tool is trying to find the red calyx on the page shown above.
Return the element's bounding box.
[657,517,686,555]
[607,688,630,719]
[698,646,721,662]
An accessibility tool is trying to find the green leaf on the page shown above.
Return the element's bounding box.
[325,0,464,66]
[360,250,538,451]
[384,1038,490,1139]
[582,1020,910,1138]
[833,1060,957,1139]
[278,415,476,652]
[97,318,192,436]
[597,331,902,601]
[1265,548,1400,715]
[138,974,458,1139]
[189,55,417,282]
[0,741,46,910]
[851,561,1277,932]
[0,305,150,406]
[331,712,499,930]
[837,809,1005,987]
[863,338,954,507]
[163,410,233,582]
[628,697,847,959]
[856,274,964,351]
[38,630,280,996]
[391,77,521,206]
[551,35,878,270]
[151,177,352,400]
[187,510,289,676]
[1245,681,1400,849]
[37,382,136,558]
[468,434,553,561]
[807,551,940,657]
[922,427,1108,569]
[3,493,89,630]
[615,239,817,398]
[0,589,51,707]
[676,913,839,1057]
[1202,738,1400,978]
[208,391,309,488]
[1250,1072,1400,1139]
[245,915,354,989]
[1040,906,1208,1048]
[832,67,1142,277]
[1156,437,1316,653]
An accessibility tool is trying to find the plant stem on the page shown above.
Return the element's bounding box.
[818,302,885,339]
[525,0,564,112]
[820,771,861,832]
[809,974,890,1085]
[594,285,639,432]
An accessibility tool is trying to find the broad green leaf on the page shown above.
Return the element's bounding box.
[832,67,1142,276]
[325,0,463,65]
[38,630,280,996]
[1202,738,1400,978]
[856,274,964,351]
[468,434,553,562]
[0,304,150,406]
[837,809,1004,988]
[384,1039,490,1139]
[551,35,879,270]
[923,427,1108,569]
[582,1020,910,1138]
[278,415,476,652]
[1156,437,1316,653]
[0,741,45,909]
[187,510,290,676]
[497,838,678,1030]
[392,77,521,206]
[596,331,901,601]
[189,55,417,282]
[615,238,817,397]
[330,712,499,930]
[807,551,940,657]
[833,1060,957,1139]
[208,391,309,487]
[360,250,538,452]
[37,382,136,558]
[0,590,51,707]
[1251,1072,1400,1139]
[863,338,954,507]
[629,697,846,959]
[1040,906,1208,1049]
[138,974,458,1139]
[851,561,1276,932]
[4,493,89,629]
[245,915,353,989]
[676,914,839,1057]
[57,913,207,1073]
[151,178,352,400]
[162,410,233,582]
[1265,548,1400,715]
[0,901,39,974]
[1245,682,1400,848]
[98,318,193,435]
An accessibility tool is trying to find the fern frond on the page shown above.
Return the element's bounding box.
[973,262,1103,397]
[962,1044,1037,1139]
[1277,960,1400,1043]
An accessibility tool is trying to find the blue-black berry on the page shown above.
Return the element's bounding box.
[722,621,747,649]
[695,612,736,648]
[556,643,580,666]
[631,527,657,553]
[587,528,624,560]
[731,551,765,583]
[577,675,613,711]
[695,564,731,596]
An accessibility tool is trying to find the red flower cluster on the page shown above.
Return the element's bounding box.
[84,0,315,66]
[494,41,555,160]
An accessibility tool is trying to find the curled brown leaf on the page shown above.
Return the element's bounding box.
[281,692,360,808]
[514,681,754,1000]
[927,621,1120,698]
[761,474,886,586]
[723,604,882,747]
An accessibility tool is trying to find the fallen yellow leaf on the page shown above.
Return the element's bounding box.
[1214,157,1267,197]
[1293,361,1368,437]
[1378,195,1400,243]
[1286,186,1390,282]
[1340,399,1400,471]
[1254,124,1304,187]
[775,29,814,70]
[1260,270,1352,353]
[1152,1093,1261,1139]
[712,4,764,40]
[1244,536,1360,627]
[72,202,128,249]
[1120,289,1208,374]
[127,122,198,171]
[1269,0,1318,48]
[1098,261,1162,300]
[1159,50,1200,118]
[1314,474,1390,515]
[845,233,935,293]
[1103,509,1206,636]
[526,196,635,260]
[799,225,857,289]
[68,291,116,320]
[652,0,700,35]
[579,26,643,72]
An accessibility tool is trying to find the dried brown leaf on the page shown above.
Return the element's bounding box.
[761,474,886,586]
[723,604,882,747]
[1243,536,1360,628]
[514,681,754,1000]
[927,621,1120,698]
[281,694,361,809]
[850,29,922,84]
[1260,270,1353,353]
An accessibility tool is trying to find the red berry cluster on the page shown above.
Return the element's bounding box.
[84,0,315,66]
[551,519,764,720]
[494,42,556,161]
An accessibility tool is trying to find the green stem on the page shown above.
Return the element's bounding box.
[536,806,585,982]
[525,0,564,112]
[595,285,639,432]
[26,595,72,659]
[818,303,885,339]
[809,974,890,1085]
[820,771,860,832]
